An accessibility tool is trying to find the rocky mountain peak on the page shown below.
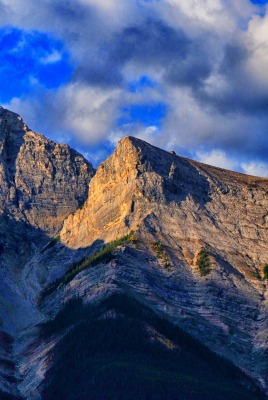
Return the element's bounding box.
[0,106,29,137]
[0,107,95,236]
[60,134,268,249]
[60,136,149,248]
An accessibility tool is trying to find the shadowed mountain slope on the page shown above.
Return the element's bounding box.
[0,107,95,398]
[39,294,265,400]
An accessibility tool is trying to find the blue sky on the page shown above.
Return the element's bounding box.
[1,0,268,176]
[251,0,268,4]
[0,28,72,102]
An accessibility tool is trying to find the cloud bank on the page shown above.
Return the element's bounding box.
[1,0,268,175]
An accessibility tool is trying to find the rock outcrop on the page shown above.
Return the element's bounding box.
[0,106,94,235]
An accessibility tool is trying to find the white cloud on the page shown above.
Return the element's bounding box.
[241,161,268,177]
[109,124,159,147]
[39,50,62,64]
[196,149,237,170]
[56,83,123,145]
[151,0,254,40]
[3,84,123,146]
[167,0,224,24]
[244,12,268,89]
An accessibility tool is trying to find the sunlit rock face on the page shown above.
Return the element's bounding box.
[61,135,268,253]
[0,108,267,399]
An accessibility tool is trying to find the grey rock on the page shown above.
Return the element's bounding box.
[0,116,267,398]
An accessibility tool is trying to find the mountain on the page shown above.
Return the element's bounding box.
[0,107,94,399]
[0,107,267,399]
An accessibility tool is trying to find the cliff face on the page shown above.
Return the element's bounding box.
[61,135,268,259]
[61,136,144,247]
[0,106,94,235]
[0,110,267,399]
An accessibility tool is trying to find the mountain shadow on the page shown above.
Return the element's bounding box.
[0,390,21,400]
[39,293,266,400]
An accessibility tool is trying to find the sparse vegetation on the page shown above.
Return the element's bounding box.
[152,242,171,270]
[250,270,261,280]
[197,248,211,276]
[64,232,134,285]
[41,236,60,253]
[38,232,135,304]
[263,265,268,280]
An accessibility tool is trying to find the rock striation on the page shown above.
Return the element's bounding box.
[0,110,267,399]
[57,136,268,394]
[0,106,94,236]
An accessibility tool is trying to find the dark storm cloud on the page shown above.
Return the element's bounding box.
[113,20,190,65]
[198,86,268,115]
[73,65,123,87]
[220,43,268,115]
[164,45,213,90]
[220,43,249,74]
[208,119,268,159]
[72,19,191,87]
[192,42,268,116]
[46,0,103,46]
[51,0,90,21]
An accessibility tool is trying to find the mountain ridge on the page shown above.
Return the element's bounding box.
[61,134,268,249]
[0,107,267,399]
[40,133,268,396]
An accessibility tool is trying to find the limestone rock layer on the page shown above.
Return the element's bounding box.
[0,106,94,235]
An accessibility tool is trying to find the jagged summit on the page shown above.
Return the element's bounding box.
[61,133,268,249]
[0,105,26,141]
[118,135,268,182]
[0,107,95,235]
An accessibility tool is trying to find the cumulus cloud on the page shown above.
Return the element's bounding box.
[196,149,238,170]
[58,84,122,144]
[241,161,268,177]
[244,11,268,89]
[1,0,268,175]
[5,83,123,146]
